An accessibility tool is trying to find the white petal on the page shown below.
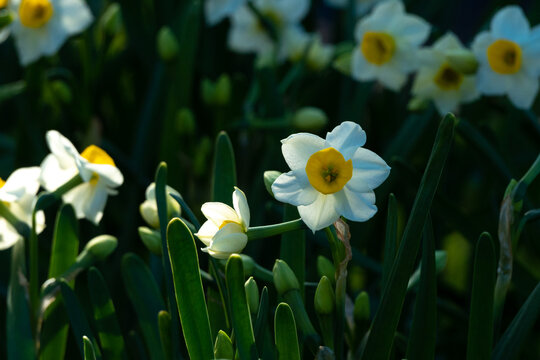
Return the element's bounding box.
[433,32,463,51]
[475,66,510,95]
[209,223,247,252]
[0,167,41,202]
[325,121,366,160]
[281,132,326,170]
[195,220,219,246]
[39,154,78,191]
[471,31,493,64]
[373,64,407,91]
[233,187,250,229]
[205,0,245,25]
[507,73,539,109]
[491,5,530,41]
[85,163,124,187]
[0,219,21,250]
[297,194,340,232]
[201,202,240,226]
[271,170,319,206]
[63,182,107,224]
[45,130,78,166]
[334,187,377,222]
[277,0,310,23]
[390,14,430,46]
[351,48,378,81]
[56,0,94,35]
[432,92,461,115]
[351,147,391,189]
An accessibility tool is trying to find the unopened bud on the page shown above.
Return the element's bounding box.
[214,330,234,359]
[140,200,159,228]
[138,226,162,256]
[445,48,478,75]
[175,108,196,136]
[273,259,300,295]
[245,277,260,315]
[353,291,370,323]
[214,74,231,106]
[317,256,335,284]
[84,235,118,260]
[157,26,180,62]
[292,107,328,132]
[263,170,281,197]
[314,276,335,315]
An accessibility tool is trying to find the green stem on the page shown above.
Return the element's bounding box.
[247,218,305,241]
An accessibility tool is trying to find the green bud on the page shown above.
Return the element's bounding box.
[273,259,300,295]
[332,50,352,76]
[214,330,234,359]
[245,277,260,315]
[140,200,159,228]
[175,108,196,136]
[314,276,335,315]
[157,26,180,62]
[201,78,215,105]
[317,256,335,284]
[138,227,162,256]
[239,254,255,276]
[407,96,430,112]
[263,170,281,197]
[166,192,181,220]
[292,107,328,132]
[214,74,231,106]
[84,235,118,260]
[353,291,370,323]
[445,48,478,75]
[50,80,73,104]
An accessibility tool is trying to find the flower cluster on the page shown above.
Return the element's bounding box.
[0,130,123,249]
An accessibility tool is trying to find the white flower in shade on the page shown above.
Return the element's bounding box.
[205,0,245,26]
[228,0,310,61]
[0,167,45,250]
[40,130,123,225]
[271,122,390,232]
[0,0,10,43]
[139,182,182,229]
[472,6,540,109]
[412,33,480,115]
[286,31,335,71]
[0,0,93,66]
[195,187,250,259]
[351,0,430,91]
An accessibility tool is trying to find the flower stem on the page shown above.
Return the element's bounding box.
[246,218,305,241]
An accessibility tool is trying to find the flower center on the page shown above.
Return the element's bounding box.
[18,0,54,28]
[305,147,353,195]
[361,32,396,66]
[81,145,116,185]
[0,0,8,9]
[219,220,237,229]
[0,177,5,189]
[486,39,522,74]
[433,63,463,90]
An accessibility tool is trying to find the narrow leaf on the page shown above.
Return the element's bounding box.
[382,194,398,291]
[211,131,237,205]
[84,336,97,360]
[274,303,301,360]
[280,205,305,298]
[214,330,234,359]
[158,311,173,360]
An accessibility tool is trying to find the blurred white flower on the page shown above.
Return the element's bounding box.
[286,31,335,71]
[472,6,540,109]
[195,187,250,259]
[0,0,93,65]
[40,130,123,225]
[351,0,430,91]
[272,122,390,232]
[412,33,480,115]
[205,0,245,26]
[228,0,310,61]
[0,167,45,249]
[139,182,182,229]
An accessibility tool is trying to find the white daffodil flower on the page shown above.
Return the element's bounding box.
[40,130,123,225]
[0,0,93,66]
[228,0,310,62]
[472,6,540,109]
[271,121,390,232]
[195,187,250,259]
[205,0,245,26]
[351,0,430,91]
[0,167,45,250]
[412,33,480,115]
[140,182,182,229]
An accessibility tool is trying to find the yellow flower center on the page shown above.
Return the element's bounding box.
[81,145,116,185]
[361,32,396,66]
[219,220,237,230]
[0,0,8,9]
[486,39,522,74]
[305,147,353,195]
[0,177,5,189]
[18,0,54,28]
[433,63,463,90]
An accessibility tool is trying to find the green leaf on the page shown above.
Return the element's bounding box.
[0,80,26,103]
[382,194,398,291]
[158,311,173,360]
[254,286,269,348]
[406,218,437,360]
[87,267,126,360]
[226,254,258,359]
[122,253,166,360]
[466,232,495,360]
[274,303,301,360]
[207,287,229,340]
[211,131,237,205]
[361,113,456,360]
[492,282,540,360]
[41,204,79,360]
[6,239,35,360]
[84,336,98,360]
[214,330,234,359]
[166,218,214,360]
[280,205,305,298]
[59,281,102,359]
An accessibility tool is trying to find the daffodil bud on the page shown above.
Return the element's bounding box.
[157,26,180,62]
[84,235,118,260]
[214,330,234,359]
[353,291,370,323]
[292,107,328,132]
[263,170,281,197]
[50,80,73,104]
[214,74,231,106]
[306,37,334,71]
[100,3,122,35]
[245,277,259,315]
[138,226,162,256]
[273,259,300,295]
[201,79,215,105]
[316,256,335,284]
[445,48,478,75]
[140,200,159,228]
[175,108,196,136]
[314,276,335,315]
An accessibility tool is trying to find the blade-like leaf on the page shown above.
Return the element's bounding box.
[167,218,214,360]
[280,205,305,298]
[274,303,301,360]
[362,113,456,360]
[211,131,237,205]
[382,194,398,291]
[214,330,234,359]
[84,336,98,360]
[158,311,173,360]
